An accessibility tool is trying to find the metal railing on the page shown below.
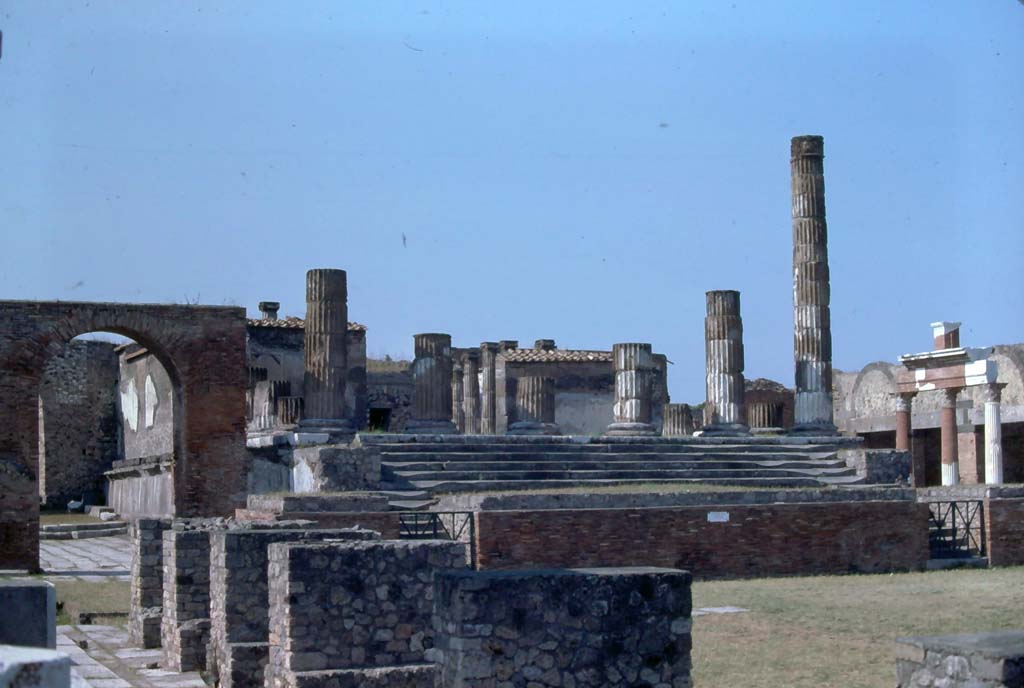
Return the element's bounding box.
[398,511,476,567]
[927,500,985,559]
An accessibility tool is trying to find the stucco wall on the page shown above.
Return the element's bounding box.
[119,347,174,461]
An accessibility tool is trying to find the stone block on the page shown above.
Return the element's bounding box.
[286,664,436,688]
[895,630,1024,687]
[0,580,56,649]
[433,567,693,688]
[0,645,70,688]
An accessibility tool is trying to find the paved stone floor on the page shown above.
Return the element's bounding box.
[58,624,205,688]
[41,535,131,582]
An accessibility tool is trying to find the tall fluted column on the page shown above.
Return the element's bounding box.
[407,333,457,434]
[479,342,500,434]
[791,135,837,434]
[894,393,915,452]
[604,343,657,436]
[462,351,481,435]
[509,376,559,435]
[984,384,1005,485]
[662,403,694,437]
[302,268,352,430]
[704,291,749,435]
[940,387,960,486]
[451,357,465,434]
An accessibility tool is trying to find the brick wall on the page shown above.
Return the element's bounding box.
[474,499,930,578]
[985,498,1024,568]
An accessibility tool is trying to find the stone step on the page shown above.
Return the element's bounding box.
[40,525,128,540]
[382,457,846,472]
[381,475,864,493]
[86,506,116,518]
[370,442,850,454]
[384,466,857,483]
[41,521,127,533]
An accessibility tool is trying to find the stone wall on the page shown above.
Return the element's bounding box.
[208,526,381,688]
[474,499,930,578]
[496,358,615,436]
[289,445,381,492]
[266,539,467,688]
[118,345,174,462]
[433,567,693,687]
[841,448,912,484]
[128,517,170,648]
[161,525,215,672]
[985,497,1024,568]
[895,630,1024,687]
[37,340,120,508]
[106,457,174,518]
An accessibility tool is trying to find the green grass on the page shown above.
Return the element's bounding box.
[691,566,1024,688]
[53,580,130,626]
[39,512,104,526]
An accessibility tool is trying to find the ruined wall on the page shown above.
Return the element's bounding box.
[475,499,930,578]
[366,367,413,432]
[119,346,174,461]
[497,358,615,436]
[37,340,120,508]
[985,496,1024,568]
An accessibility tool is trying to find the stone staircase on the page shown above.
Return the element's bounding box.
[40,520,128,540]
[359,434,864,499]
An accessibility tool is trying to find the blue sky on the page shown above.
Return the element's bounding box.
[1,1,1022,402]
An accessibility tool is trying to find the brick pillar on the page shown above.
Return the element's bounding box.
[605,343,658,436]
[791,135,837,434]
[451,357,466,434]
[128,518,170,648]
[662,403,694,437]
[895,393,914,451]
[462,351,481,435]
[985,383,1005,485]
[407,333,457,434]
[509,376,559,435]
[479,343,500,435]
[301,269,352,430]
[940,387,960,486]
[704,291,749,436]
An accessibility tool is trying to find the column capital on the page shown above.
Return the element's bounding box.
[984,382,1007,404]
[893,392,916,413]
[940,387,961,408]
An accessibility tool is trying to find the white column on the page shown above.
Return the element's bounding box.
[984,384,1004,485]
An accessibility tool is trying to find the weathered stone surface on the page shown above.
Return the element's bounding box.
[704,291,749,435]
[407,334,457,433]
[302,269,352,429]
[479,343,500,435]
[605,343,658,436]
[289,445,381,492]
[128,517,171,648]
[462,351,481,435]
[841,449,911,485]
[161,525,214,672]
[266,539,467,688]
[509,376,559,435]
[895,630,1024,687]
[0,580,56,649]
[434,567,693,687]
[662,403,695,437]
[0,645,70,688]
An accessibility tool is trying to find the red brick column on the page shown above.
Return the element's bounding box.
[940,387,960,486]
[895,393,915,451]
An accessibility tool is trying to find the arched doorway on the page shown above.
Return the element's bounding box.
[0,300,248,571]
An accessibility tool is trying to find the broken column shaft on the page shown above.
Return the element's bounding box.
[704,290,748,435]
[407,333,457,434]
[462,351,481,435]
[662,403,694,437]
[509,376,558,435]
[301,269,352,430]
[604,343,657,436]
[791,135,837,434]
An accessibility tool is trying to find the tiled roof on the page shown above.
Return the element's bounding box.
[500,349,612,363]
[247,317,367,331]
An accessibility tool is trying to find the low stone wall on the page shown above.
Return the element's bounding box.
[266,539,467,688]
[433,567,693,687]
[290,446,381,492]
[128,518,170,648]
[895,630,1024,687]
[235,510,402,539]
[474,499,930,578]
[986,498,1024,568]
[106,457,174,518]
[246,493,390,514]
[208,527,381,688]
[0,580,56,649]
[161,524,216,672]
[841,448,911,484]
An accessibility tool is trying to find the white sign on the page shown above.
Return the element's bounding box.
[707,511,730,523]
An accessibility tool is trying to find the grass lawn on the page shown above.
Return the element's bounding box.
[51,579,130,626]
[39,512,104,526]
[691,566,1024,688]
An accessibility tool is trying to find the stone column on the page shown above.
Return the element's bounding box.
[940,387,960,486]
[704,291,749,435]
[462,351,481,435]
[791,135,837,434]
[407,333,457,434]
[301,268,352,430]
[479,342,500,435]
[451,357,465,434]
[605,343,657,436]
[509,376,559,435]
[984,384,1004,485]
[661,403,694,437]
[894,393,915,452]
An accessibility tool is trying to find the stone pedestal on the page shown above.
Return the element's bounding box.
[662,403,695,437]
[895,393,914,452]
[462,351,481,435]
[479,343,500,435]
[940,388,960,486]
[985,383,1005,485]
[301,269,353,433]
[791,135,837,434]
[509,376,559,435]
[703,291,749,436]
[605,343,658,436]
[0,580,56,649]
[451,359,465,434]
[406,333,457,434]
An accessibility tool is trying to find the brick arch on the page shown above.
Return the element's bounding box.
[0,300,248,570]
